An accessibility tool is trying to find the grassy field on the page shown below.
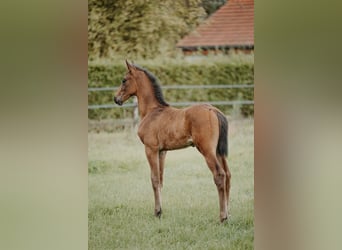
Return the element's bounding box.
[88,118,254,250]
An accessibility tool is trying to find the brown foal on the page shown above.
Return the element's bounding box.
[114,61,231,222]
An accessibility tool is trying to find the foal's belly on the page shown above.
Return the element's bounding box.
[160,135,194,151]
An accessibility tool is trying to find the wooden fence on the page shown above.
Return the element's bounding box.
[88,84,254,130]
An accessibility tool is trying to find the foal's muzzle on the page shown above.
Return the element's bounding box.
[114,96,123,106]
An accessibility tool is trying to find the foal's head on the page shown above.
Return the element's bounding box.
[114,60,143,106]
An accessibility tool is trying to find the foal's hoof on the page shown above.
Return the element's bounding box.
[220,214,231,223]
[155,209,162,218]
[220,217,228,223]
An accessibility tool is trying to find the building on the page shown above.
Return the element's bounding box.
[177,0,254,56]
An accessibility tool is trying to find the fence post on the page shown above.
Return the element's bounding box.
[133,97,139,129]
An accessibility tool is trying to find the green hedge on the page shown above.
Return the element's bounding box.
[88,61,254,119]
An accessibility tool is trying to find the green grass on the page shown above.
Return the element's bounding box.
[89,118,254,249]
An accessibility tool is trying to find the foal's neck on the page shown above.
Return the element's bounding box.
[136,78,163,119]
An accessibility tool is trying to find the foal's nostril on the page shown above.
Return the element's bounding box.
[114,96,123,106]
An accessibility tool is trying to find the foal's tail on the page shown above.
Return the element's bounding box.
[215,111,228,157]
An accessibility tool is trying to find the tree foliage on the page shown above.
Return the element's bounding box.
[88,0,206,60]
[202,0,227,16]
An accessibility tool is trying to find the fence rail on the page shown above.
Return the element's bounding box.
[88,84,254,92]
[88,84,254,109]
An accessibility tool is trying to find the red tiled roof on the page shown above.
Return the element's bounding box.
[177,0,254,49]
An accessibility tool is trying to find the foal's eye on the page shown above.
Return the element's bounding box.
[122,78,127,84]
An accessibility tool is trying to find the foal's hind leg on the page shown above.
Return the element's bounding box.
[203,152,228,222]
[219,155,231,213]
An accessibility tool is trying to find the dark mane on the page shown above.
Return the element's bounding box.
[134,64,169,107]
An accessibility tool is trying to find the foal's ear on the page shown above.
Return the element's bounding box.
[125,59,131,69]
[125,60,136,73]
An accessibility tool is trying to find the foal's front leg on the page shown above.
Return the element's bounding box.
[145,146,162,217]
[159,151,167,188]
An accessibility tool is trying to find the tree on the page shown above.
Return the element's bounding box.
[201,0,227,16]
[88,0,206,60]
